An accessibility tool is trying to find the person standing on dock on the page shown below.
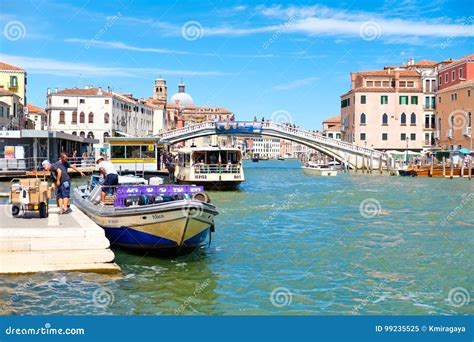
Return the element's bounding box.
[96,156,119,204]
[42,153,84,214]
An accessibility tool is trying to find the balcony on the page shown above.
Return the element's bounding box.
[463,127,472,136]
[434,131,440,139]
[446,129,453,139]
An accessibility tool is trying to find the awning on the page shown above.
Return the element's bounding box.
[458,148,471,154]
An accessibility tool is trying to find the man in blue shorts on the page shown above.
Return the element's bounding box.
[43,152,84,214]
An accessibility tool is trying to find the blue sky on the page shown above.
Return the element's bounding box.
[1,0,473,129]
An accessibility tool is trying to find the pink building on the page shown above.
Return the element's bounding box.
[340,68,424,151]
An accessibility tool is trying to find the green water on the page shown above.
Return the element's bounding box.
[1,160,473,315]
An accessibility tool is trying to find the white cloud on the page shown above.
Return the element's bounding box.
[117,4,473,41]
[274,77,318,91]
[0,54,228,77]
[64,38,190,55]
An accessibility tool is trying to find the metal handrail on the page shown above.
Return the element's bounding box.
[193,163,241,174]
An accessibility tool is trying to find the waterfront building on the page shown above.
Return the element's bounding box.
[340,67,424,151]
[0,130,97,173]
[147,79,234,147]
[0,61,27,106]
[435,54,474,150]
[251,136,281,159]
[25,103,46,130]
[0,88,22,130]
[402,59,439,148]
[46,86,155,145]
[322,115,342,140]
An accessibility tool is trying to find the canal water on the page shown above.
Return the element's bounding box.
[1,160,472,315]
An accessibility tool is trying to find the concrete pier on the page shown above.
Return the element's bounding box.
[0,205,120,274]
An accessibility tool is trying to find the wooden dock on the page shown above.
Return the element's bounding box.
[0,204,120,274]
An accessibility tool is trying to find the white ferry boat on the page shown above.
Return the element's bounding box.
[174,146,245,190]
[302,162,338,176]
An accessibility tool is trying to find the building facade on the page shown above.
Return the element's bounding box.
[435,54,474,150]
[322,115,342,140]
[0,89,22,130]
[25,103,47,130]
[0,61,27,106]
[46,87,154,145]
[340,68,425,151]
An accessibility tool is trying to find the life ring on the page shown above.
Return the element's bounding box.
[192,192,211,203]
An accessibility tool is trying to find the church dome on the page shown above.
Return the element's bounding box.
[170,82,194,107]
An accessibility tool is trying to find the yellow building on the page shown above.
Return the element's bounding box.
[0,61,27,106]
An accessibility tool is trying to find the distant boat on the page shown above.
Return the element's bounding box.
[302,162,338,176]
[260,156,269,161]
[277,156,285,161]
[251,153,259,162]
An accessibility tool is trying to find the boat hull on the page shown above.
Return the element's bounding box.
[72,188,217,253]
[302,167,337,176]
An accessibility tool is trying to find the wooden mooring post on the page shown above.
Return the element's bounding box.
[468,158,472,180]
[429,156,434,177]
[450,155,454,179]
[369,153,373,174]
[442,157,446,177]
[461,156,465,178]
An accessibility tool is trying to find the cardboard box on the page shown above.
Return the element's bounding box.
[19,178,40,187]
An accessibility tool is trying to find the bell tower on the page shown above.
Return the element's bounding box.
[153,77,167,104]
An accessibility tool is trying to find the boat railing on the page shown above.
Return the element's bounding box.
[194,163,241,174]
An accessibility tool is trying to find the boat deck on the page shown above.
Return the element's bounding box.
[0,204,121,274]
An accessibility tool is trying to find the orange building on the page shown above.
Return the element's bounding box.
[435,54,474,150]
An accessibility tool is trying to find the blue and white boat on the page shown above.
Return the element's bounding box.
[72,175,218,254]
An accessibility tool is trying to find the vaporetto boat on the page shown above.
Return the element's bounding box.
[72,175,218,253]
[174,146,245,190]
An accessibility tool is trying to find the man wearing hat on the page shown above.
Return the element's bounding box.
[96,156,119,204]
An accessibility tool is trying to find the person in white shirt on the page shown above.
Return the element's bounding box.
[96,157,119,204]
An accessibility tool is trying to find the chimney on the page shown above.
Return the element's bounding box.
[84,85,89,90]
[55,88,58,94]
[409,58,415,66]
[350,73,357,90]
[47,87,51,95]
[98,87,103,95]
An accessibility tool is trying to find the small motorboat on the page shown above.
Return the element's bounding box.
[72,175,218,254]
[277,156,285,161]
[251,153,259,162]
[302,162,338,176]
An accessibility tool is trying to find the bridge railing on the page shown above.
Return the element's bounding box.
[262,122,384,158]
[159,121,385,159]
